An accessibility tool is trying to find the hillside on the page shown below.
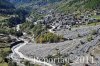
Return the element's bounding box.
[0,0,28,35]
[7,0,100,13]
[0,0,15,15]
[54,0,100,13]
[7,0,62,8]
[0,0,15,9]
[8,0,62,4]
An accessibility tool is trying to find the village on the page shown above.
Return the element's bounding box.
[26,10,100,32]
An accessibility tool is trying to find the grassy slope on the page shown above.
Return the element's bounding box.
[0,48,11,66]
[91,15,100,19]
[0,15,9,21]
[0,63,8,66]
[54,0,100,13]
[0,1,15,66]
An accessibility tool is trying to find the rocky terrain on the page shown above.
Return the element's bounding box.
[19,25,100,66]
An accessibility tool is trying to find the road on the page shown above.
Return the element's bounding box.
[48,26,55,33]
[11,38,53,66]
[10,25,53,66]
[11,25,100,66]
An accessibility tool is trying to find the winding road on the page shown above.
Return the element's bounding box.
[49,26,56,33]
[13,39,52,66]
[11,25,53,66]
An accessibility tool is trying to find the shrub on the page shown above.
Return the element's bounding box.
[87,35,93,42]
[91,30,97,35]
[36,32,64,43]
[64,64,70,66]
[77,33,81,37]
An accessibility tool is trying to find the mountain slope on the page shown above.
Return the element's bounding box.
[0,0,15,9]
[85,0,100,9]
[8,0,62,4]
[8,0,32,3]
[0,0,15,15]
[7,0,62,8]
[52,0,100,13]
